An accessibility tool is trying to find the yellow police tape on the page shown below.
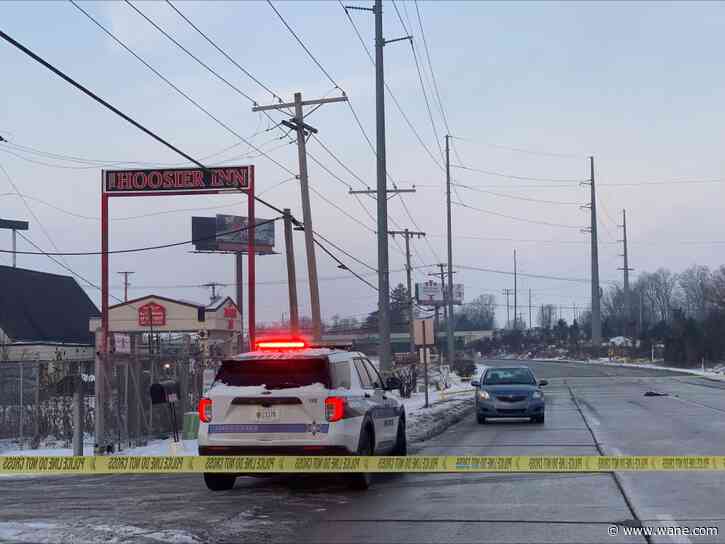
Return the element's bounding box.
[2,455,725,475]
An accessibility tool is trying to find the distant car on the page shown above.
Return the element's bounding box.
[197,339,406,491]
[471,366,548,424]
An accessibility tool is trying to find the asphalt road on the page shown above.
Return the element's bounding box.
[2,360,725,544]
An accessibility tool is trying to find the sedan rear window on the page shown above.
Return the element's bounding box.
[215,357,331,389]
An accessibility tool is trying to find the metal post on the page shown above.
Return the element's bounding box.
[292,93,323,342]
[72,362,84,456]
[445,136,455,366]
[283,209,300,334]
[422,323,429,409]
[235,252,244,352]
[404,230,414,356]
[590,156,602,349]
[247,165,256,349]
[12,229,17,268]
[97,185,109,454]
[118,271,134,302]
[529,288,532,330]
[620,209,631,338]
[513,249,518,329]
[18,361,23,445]
[93,326,104,454]
[374,0,392,372]
[502,288,511,328]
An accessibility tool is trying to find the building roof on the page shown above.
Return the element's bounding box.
[0,265,100,344]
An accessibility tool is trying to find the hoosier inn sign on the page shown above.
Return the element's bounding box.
[104,165,253,193]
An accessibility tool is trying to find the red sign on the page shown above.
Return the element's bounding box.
[138,302,166,326]
[223,306,238,318]
[105,166,253,193]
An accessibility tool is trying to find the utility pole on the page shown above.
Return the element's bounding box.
[529,288,532,330]
[502,288,512,328]
[202,282,223,304]
[513,249,518,329]
[344,2,411,372]
[588,156,602,350]
[618,209,633,338]
[0,218,29,268]
[117,271,134,302]
[428,264,455,359]
[253,93,348,342]
[389,229,425,357]
[283,209,300,334]
[444,135,456,366]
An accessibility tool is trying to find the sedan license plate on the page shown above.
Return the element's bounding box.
[255,407,279,422]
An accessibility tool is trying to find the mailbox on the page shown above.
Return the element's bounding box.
[149,380,179,405]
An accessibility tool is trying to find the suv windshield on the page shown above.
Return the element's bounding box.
[483,368,536,386]
[215,357,331,389]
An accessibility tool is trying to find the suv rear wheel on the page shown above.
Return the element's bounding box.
[203,473,236,491]
[348,427,373,490]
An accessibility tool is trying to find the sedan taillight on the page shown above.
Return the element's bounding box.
[198,397,212,423]
[325,396,346,422]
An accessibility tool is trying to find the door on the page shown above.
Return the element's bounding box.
[362,358,399,451]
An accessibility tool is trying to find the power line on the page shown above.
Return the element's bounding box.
[453,201,582,229]
[165,0,283,102]
[66,1,296,177]
[339,1,443,170]
[0,163,70,266]
[449,136,586,159]
[17,231,124,305]
[267,0,341,91]
[456,264,616,285]
[452,182,582,205]
[1,217,280,256]
[452,164,584,183]
[0,28,380,294]
[313,237,377,291]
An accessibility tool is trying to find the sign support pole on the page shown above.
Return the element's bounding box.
[97,184,109,454]
[247,166,256,350]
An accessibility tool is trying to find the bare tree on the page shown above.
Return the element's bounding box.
[709,266,725,311]
[538,304,555,329]
[678,265,711,320]
[639,268,678,323]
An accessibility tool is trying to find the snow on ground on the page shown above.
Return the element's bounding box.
[1,378,474,457]
[0,521,200,544]
[533,356,725,381]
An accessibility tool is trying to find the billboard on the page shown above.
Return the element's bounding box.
[415,281,464,305]
[105,165,252,193]
[192,215,275,254]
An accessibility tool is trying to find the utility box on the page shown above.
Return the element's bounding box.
[183,412,199,440]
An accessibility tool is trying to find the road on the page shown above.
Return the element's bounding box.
[2,360,725,544]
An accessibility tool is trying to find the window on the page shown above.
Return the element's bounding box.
[483,368,536,386]
[330,361,352,389]
[363,359,384,389]
[215,357,331,389]
[353,358,373,389]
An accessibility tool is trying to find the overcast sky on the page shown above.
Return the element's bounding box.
[2,1,725,328]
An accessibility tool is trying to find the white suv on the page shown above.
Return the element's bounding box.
[198,340,406,491]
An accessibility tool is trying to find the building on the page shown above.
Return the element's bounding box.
[0,265,99,361]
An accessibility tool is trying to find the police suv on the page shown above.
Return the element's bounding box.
[198,339,406,491]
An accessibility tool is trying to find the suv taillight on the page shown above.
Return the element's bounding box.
[198,398,212,423]
[325,396,346,422]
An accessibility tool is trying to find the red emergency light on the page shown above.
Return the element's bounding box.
[255,339,308,350]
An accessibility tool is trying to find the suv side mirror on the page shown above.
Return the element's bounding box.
[471,380,480,388]
[538,379,548,387]
[386,376,402,391]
